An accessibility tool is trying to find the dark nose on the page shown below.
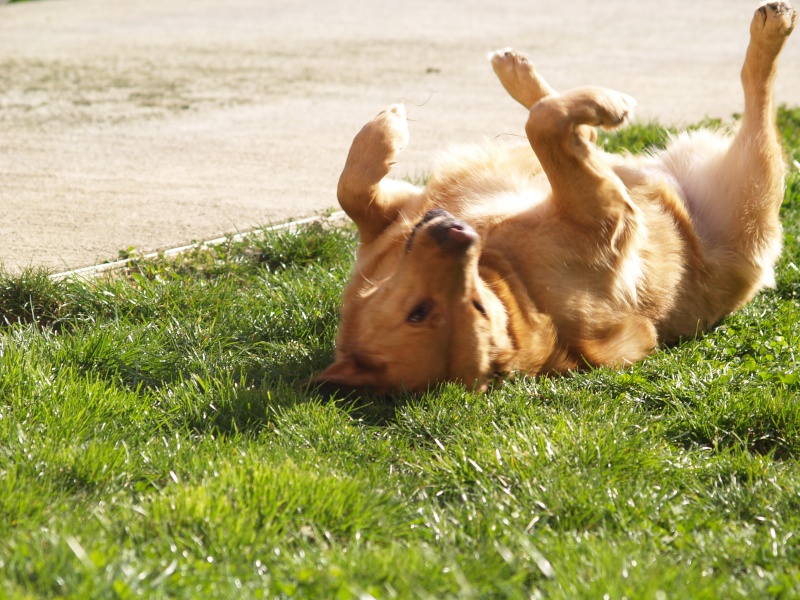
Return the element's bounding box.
[407,209,479,252]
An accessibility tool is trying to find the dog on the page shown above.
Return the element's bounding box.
[314,2,797,394]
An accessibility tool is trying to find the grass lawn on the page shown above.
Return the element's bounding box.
[2,108,800,599]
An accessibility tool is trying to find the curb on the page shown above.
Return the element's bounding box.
[50,211,349,282]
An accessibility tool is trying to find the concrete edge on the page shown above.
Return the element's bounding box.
[50,210,349,282]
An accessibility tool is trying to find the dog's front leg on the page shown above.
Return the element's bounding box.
[525,86,638,230]
[337,105,422,244]
[523,87,660,366]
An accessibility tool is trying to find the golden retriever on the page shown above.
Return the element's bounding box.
[315,2,796,393]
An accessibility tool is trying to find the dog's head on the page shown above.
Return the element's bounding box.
[314,210,517,394]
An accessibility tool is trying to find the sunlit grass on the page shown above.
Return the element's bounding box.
[1,108,799,598]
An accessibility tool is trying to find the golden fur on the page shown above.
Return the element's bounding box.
[315,3,796,393]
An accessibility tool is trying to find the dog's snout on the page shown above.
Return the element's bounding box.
[431,219,479,249]
[407,210,478,253]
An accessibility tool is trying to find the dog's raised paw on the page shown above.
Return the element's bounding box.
[352,104,409,163]
[489,48,551,108]
[489,48,530,72]
[752,1,797,41]
[375,104,409,151]
[611,91,637,126]
[594,88,638,129]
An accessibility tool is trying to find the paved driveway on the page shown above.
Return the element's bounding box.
[1,0,798,272]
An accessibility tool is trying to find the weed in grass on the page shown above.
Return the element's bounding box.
[0,267,67,328]
[1,109,800,598]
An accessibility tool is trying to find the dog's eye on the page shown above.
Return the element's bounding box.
[472,299,487,317]
[407,300,433,323]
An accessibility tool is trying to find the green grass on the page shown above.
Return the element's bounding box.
[1,108,800,599]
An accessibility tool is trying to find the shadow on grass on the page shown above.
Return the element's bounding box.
[183,381,411,437]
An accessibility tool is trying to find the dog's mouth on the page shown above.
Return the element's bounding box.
[406,209,479,253]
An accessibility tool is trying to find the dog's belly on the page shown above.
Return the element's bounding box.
[631,131,736,241]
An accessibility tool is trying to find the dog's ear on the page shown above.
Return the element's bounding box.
[311,356,386,392]
[579,316,657,368]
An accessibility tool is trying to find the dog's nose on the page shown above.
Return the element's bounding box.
[409,209,479,252]
[433,219,479,248]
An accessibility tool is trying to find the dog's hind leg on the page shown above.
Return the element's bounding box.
[491,49,597,143]
[524,86,638,227]
[337,105,423,244]
[718,2,796,258]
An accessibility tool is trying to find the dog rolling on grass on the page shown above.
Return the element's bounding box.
[315,2,797,393]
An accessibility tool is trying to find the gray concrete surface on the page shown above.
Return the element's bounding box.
[1,0,798,273]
